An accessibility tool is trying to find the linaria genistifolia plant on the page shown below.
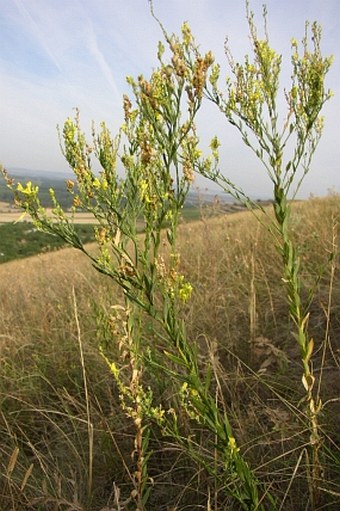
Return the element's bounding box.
[170,2,333,508]
[1,1,334,509]
[0,14,272,509]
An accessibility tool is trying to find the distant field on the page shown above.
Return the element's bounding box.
[0,207,100,263]
[0,206,102,225]
[0,205,205,263]
[0,222,96,263]
[0,196,251,263]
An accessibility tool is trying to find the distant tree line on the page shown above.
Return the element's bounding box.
[0,174,74,208]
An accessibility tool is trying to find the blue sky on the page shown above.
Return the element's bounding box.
[0,0,339,198]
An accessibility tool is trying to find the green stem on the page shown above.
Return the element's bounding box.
[273,184,322,510]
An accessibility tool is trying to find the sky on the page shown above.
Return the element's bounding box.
[0,0,339,199]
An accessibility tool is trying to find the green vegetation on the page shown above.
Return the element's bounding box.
[0,205,206,264]
[0,3,338,511]
[0,223,95,263]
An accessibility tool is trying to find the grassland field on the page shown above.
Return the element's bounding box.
[0,197,247,263]
[0,194,339,510]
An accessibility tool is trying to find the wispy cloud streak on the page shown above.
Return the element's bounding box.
[12,0,64,74]
[84,17,122,102]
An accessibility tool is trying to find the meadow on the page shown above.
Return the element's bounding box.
[0,195,339,510]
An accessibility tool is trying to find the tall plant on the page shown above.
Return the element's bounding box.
[1,24,268,511]
[176,3,333,508]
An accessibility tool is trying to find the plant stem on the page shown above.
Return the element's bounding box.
[273,184,322,510]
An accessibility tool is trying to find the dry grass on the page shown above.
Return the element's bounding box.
[0,195,339,510]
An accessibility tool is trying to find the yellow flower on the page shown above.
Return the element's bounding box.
[16,182,25,193]
[182,22,192,46]
[151,406,165,423]
[228,436,240,454]
[165,210,173,222]
[140,179,149,201]
[209,136,220,151]
[16,181,39,196]
[93,177,101,188]
[178,280,193,302]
